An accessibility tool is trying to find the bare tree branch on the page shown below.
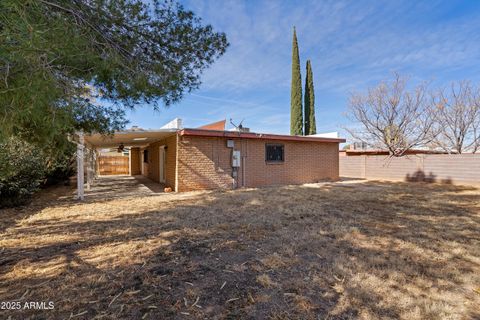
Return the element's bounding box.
[346,74,437,157]
[430,81,480,153]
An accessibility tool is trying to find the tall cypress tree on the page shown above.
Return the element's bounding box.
[304,60,316,135]
[290,27,303,135]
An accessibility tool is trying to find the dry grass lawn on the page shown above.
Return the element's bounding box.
[0,179,479,319]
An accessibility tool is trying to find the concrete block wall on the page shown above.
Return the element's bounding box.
[339,153,480,186]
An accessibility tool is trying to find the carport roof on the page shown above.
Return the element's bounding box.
[84,129,177,148]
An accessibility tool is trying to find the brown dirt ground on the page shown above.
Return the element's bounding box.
[0,180,479,319]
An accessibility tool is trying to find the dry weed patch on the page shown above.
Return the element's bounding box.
[260,253,287,269]
[256,274,277,288]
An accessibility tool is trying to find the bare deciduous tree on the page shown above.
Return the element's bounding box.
[346,74,436,156]
[430,81,480,153]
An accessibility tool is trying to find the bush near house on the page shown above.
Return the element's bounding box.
[43,144,76,187]
[0,137,46,208]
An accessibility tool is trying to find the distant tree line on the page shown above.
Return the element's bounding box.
[347,74,480,156]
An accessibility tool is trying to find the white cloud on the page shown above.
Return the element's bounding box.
[184,0,480,94]
[134,1,480,135]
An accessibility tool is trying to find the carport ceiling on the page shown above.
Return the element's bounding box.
[84,129,177,148]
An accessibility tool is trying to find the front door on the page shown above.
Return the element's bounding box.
[159,146,166,183]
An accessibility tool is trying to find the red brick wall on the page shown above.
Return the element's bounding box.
[176,135,340,192]
[145,134,177,189]
[177,136,233,191]
[244,138,339,187]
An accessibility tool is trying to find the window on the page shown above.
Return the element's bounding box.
[143,150,149,163]
[265,144,284,162]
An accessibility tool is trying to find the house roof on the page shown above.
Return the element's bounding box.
[179,128,346,143]
[83,127,346,148]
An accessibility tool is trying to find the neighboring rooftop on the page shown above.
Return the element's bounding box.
[197,119,226,131]
[340,149,451,156]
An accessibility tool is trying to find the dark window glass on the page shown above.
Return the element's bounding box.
[143,150,149,163]
[265,144,284,162]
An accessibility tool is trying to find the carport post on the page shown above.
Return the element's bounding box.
[77,132,85,200]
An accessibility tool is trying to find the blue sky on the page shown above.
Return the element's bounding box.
[126,0,480,137]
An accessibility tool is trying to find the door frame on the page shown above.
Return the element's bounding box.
[140,149,145,176]
[159,145,166,183]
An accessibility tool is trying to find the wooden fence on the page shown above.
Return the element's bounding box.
[339,153,480,186]
[98,156,129,175]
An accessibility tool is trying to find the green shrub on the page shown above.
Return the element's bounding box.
[0,137,46,208]
[44,144,76,186]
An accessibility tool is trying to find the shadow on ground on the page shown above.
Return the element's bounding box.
[83,175,165,201]
[0,179,479,319]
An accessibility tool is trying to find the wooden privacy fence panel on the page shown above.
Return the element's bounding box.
[98,156,129,175]
[339,153,480,186]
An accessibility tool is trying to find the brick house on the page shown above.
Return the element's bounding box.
[80,125,345,194]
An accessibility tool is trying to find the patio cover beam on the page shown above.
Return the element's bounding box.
[77,132,85,200]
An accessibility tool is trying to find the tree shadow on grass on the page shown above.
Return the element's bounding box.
[0,180,479,319]
[0,183,78,234]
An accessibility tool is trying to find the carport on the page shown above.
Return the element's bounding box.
[75,128,177,200]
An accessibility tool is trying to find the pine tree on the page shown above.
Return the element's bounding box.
[0,0,228,145]
[304,60,317,135]
[290,27,303,135]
